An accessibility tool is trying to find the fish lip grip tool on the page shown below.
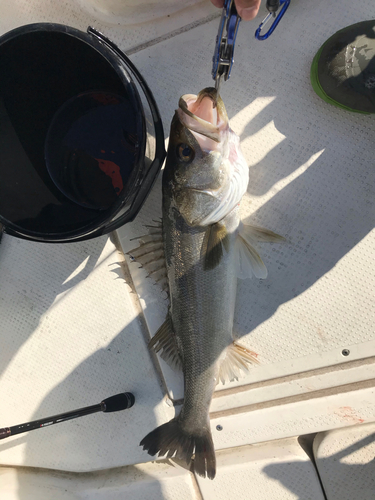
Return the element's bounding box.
[212,0,241,93]
[212,0,290,94]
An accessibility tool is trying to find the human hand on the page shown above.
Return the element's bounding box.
[210,0,261,21]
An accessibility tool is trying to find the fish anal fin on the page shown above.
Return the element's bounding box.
[149,317,182,371]
[202,222,230,271]
[218,341,259,385]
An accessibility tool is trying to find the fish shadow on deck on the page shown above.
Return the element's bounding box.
[116,83,375,402]
[230,83,375,359]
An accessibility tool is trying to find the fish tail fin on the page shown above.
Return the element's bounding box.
[140,418,216,480]
[194,432,216,480]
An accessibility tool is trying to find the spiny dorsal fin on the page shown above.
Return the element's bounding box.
[202,222,230,271]
[127,221,169,294]
[218,341,259,385]
[235,222,285,280]
[149,316,182,371]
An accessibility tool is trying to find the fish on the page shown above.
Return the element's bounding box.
[129,88,284,479]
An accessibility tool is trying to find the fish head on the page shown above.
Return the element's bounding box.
[164,87,248,227]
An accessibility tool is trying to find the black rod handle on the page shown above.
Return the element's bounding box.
[0,392,135,440]
[8,403,102,437]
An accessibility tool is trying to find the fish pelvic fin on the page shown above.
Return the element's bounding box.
[201,222,230,271]
[218,341,259,385]
[235,222,285,280]
[127,220,169,293]
[140,418,216,480]
[149,316,182,371]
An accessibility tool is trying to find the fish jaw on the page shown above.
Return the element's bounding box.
[178,87,229,144]
[197,132,248,226]
[164,88,249,228]
[172,140,248,227]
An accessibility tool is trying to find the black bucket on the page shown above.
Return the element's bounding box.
[0,24,165,242]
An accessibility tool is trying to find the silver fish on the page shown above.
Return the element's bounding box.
[130,88,284,479]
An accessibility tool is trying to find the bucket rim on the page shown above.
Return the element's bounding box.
[0,23,165,242]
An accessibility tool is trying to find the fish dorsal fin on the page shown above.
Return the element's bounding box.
[202,222,230,271]
[149,316,182,371]
[127,221,169,293]
[235,222,285,280]
[218,341,259,385]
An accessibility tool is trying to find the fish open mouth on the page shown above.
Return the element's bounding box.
[177,87,228,144]
[187,89,219,125]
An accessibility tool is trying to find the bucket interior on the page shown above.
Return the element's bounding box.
[0,28,143,238]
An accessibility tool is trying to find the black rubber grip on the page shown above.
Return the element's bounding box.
[102,392,135,412]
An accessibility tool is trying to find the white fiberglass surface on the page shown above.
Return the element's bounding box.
[0,2,374,499]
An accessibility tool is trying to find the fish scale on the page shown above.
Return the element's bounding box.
[164,202,239,430]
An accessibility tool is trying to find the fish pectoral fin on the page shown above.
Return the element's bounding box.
[218,341,259,385]
[235,222,285,280]
[127,220,169,293]
[240,222,286,245]
[202,222,230,271]
[149,316,182,371]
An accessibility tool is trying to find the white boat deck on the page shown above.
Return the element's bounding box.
[0,0,374,498]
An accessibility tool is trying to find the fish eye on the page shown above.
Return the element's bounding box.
[177,143,194,162]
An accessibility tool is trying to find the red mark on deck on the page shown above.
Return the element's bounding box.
[335,406,365,424]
